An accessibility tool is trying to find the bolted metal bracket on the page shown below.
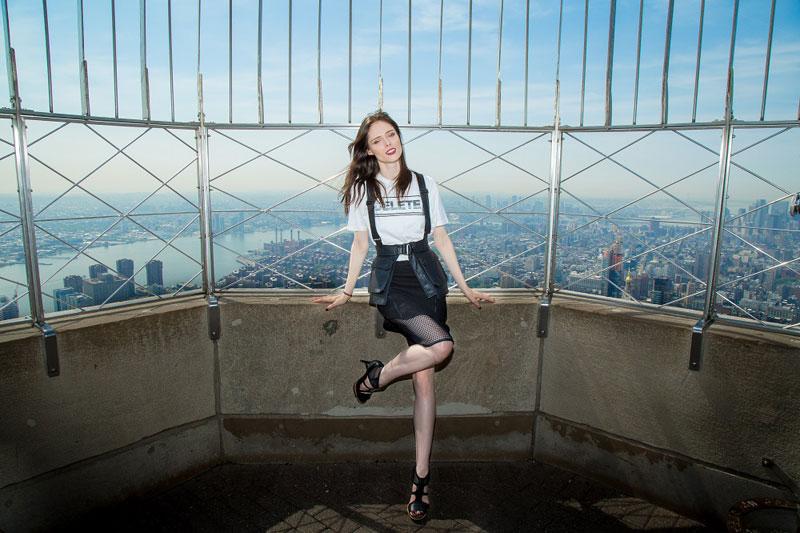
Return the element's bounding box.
[40,323,59,377]
[536,295,551,338]
[207,295,221,341]
[689,317,714,371]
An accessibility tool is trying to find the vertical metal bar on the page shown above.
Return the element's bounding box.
[690,4,738,370]
[11,117,43,324]
[13,112,58,375]
[579,0,588,126]
[690,73,734,371]
[632,0,643,125]
[195,70,215,303]
[555,0,563,83]
[692,0,705,123]
[604,0,616,127]
[407,0,411,124]
[537,83,562,338]
[288,0,292,123]
[538,0,564,338]
[348,0,352,123]
[725,0,739,106]
[196,0,201,74]
[196,124,215,295]
[112,0,119,118]
[257,0,264,124]
[1,0,16,108]
[437,0,443,126]
[77,0,90,116]
[378,0,383,109]
[41,0,54,113]
[168,0,175,122]
[228,0,232,123]
[523,0,530,126]
[317,0,322,124]
[760,0,776,121]
[466,0,472,124]
[495,0,503,128]
[139,0,150,121]
[661,0,674,125]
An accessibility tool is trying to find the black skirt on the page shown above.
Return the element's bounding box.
[377,260,453,347]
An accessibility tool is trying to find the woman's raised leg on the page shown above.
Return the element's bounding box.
[376,340,452,388]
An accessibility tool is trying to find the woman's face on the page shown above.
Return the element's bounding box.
[366,120,403,165]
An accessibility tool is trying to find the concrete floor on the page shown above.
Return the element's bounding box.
[62,461,710,532]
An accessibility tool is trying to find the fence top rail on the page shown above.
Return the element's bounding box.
[0,109,798,132]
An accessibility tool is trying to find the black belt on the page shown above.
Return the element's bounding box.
[376,239,430,256]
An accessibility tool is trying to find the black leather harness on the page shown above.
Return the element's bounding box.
[365,172,449,307]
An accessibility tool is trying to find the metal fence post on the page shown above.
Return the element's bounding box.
[537,85,563,338]
[3,1,60,375]
[689,71,734,371]
[13,111,60,375]
[196,73,219,340]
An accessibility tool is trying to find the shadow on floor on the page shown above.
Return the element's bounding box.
[61,461,710,532]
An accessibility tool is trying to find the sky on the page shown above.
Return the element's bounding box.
[0,0,797,203]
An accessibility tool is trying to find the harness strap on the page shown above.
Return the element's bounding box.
[366,171,432,248]
[415,171,431,236]
[365,184,382,243]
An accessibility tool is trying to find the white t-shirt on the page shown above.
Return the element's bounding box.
[347,173,449,260]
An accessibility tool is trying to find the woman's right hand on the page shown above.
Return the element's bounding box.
[311,293,351,311]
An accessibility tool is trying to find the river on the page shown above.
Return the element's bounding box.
[1,224,344,316]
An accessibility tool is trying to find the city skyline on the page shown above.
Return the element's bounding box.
[2,191,796,329]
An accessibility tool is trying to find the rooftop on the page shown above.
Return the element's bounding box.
[65,462,707,532]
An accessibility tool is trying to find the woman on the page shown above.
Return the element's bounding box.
[312,111,494,522]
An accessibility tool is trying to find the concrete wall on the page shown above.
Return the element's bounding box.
[536,296,800,525]
[216,293,539,463]
[1,291,798,530]
[0,298,219,531]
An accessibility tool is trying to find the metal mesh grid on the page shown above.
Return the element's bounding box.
[21,120,203,317]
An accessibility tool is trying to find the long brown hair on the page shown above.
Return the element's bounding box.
[341,111,412,215]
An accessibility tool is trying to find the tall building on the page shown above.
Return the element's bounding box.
[603,238,624,298]
[0,295,19,320]
[234,213,246,236]
[65,293,93,310]
[116,258,136,298]
[212,213,224,235]
[146,260,164,286]
[630,272,650,301]
[53,287,78,312]
[116,258,134,278]
[693,251,709,282]
[89,263,108,279]
[650,277,673,305]
[63,275,83,292]
[83,275,127,306]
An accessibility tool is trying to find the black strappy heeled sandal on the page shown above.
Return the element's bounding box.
[407,471,430,522]
[353,359,384,404]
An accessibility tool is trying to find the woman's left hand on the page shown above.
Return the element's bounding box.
[462,288,495,309]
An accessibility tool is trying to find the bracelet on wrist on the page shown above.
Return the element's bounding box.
[342,291,352,298]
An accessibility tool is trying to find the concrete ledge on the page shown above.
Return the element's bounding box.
[0,417,221,532]
[222,413,534,463]
[0,296,216,487]
[216,293,539,416]
[541,295,800,482]
[534,413,788,529]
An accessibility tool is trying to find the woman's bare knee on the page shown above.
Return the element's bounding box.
[430,341,453,364]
